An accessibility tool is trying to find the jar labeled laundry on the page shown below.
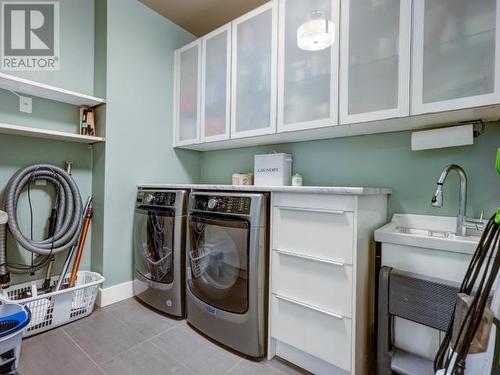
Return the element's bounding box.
[254,153,293,186]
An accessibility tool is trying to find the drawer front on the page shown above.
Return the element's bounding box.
[271,295,352,371]
[272,206,354,264]
[271,250,353,317]
[272,193,355,211]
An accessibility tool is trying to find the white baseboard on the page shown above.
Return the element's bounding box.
[96,280,134,307]
[275,341,347,375]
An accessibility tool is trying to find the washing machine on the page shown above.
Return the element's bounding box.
[133,188,188,317]
[186,191,269,358]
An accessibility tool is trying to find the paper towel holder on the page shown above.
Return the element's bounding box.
[471,120,485,138]
[411,120,486,151]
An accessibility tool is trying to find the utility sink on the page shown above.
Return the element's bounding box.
[376,214,488,362]
[375,214,484,255]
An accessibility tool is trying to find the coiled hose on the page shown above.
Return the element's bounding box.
[0,164,83,287]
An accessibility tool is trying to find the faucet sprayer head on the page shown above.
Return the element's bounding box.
[432,184,443,207]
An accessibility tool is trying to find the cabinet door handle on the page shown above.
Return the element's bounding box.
[276,206,346,215]
[274,249,345,267]
[273,293,344,320]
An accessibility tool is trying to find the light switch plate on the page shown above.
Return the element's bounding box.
[35,179,47,186]
[19,96,32,113]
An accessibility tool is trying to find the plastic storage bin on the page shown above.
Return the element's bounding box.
[2,271,104,337]
[254,153,293,186]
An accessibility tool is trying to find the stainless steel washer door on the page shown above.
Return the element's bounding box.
[188,214,249,314]
[134,207,175,284]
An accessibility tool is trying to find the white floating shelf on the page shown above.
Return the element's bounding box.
[0,123,105,144]
[0,73,105,107]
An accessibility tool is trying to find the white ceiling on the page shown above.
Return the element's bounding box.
[139,0,270,37]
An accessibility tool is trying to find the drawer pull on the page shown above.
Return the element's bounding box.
[274,249,345,267]
[276,206,346,215]
[273,293,344,320]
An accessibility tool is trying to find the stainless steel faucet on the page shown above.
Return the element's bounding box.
[431,164,468,236]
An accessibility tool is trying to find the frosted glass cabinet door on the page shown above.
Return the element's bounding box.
[278,0,340,132]
[201,25,231,143]
[339,0,411,124]
[174,40,201,147]
[412,0,500,114]
[231,2,278,139]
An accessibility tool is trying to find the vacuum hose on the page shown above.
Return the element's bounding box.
[0,164,83,288]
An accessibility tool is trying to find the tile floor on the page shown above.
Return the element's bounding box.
[18,298,307,375]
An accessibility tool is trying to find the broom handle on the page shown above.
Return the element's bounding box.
[69,206,93,287]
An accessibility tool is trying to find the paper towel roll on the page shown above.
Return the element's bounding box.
[411,124,474,151]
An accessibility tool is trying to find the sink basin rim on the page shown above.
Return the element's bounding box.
[375,214,483,255]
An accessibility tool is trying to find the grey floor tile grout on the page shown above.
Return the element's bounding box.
[142,317,184,341]
[90,310,182,370]
[61,304,184,372]
[22,299,303,375]
[264,363,287,375]
[60,328,107,375]
[94,333,150,369]
[147,337,199,375]
[96,307,150,340]
[100,299,184,340]
[221,357,244,375]
[61,309,150,370]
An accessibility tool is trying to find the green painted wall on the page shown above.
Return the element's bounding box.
[94,0,107,99]
[200,123,500,219]
[0,0,97,283]
[101,0,198,286]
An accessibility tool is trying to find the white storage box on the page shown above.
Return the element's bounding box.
[254,153,293,186]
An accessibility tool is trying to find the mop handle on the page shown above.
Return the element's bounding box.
[68,204,93,288]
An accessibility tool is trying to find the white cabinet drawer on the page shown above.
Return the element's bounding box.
[272,206,355,264]
[271,250,353,318]
[272,193,355,211]
[271,294,352,372]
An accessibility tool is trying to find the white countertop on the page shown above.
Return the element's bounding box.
[138,184,392,195]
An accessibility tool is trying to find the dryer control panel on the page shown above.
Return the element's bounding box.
[192,195,251,215]
[136,191,176,207]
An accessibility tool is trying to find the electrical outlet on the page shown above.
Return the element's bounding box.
[19,96,32,113]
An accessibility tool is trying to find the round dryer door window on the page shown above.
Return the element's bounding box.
[134,207,175,284]
[188,214,249,314]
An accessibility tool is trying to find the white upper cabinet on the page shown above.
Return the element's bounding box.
[412,0,500,115]
[339,0,411,124]
[174,40,201,146]
[277,0,340,132]
[231,2,278,139]
[201,25,232,143]
[173,0,500,150]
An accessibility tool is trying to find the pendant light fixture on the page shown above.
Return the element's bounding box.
[297,11,335,51]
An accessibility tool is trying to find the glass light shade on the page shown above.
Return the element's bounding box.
[297,17,335,51]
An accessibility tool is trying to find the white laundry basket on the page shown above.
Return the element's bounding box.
[2,271,104,337]
[189,248,210,279]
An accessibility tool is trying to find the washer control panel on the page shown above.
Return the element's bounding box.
[193,195,251,215]
[136,191,176,207]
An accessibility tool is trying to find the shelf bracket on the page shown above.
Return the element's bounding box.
[9,90,32,114]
